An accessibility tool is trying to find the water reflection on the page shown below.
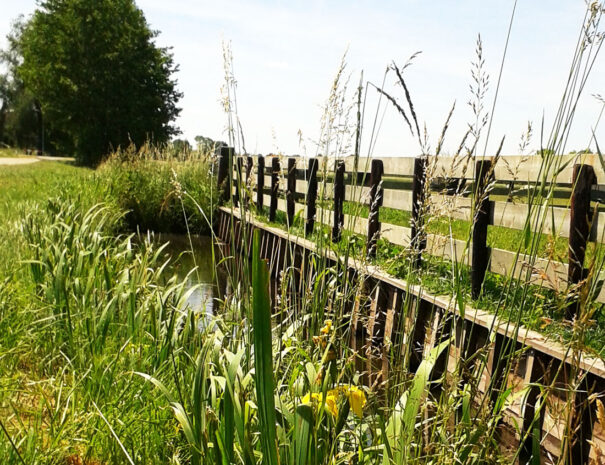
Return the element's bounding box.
[152,234,283,327]
[152,234,227,318]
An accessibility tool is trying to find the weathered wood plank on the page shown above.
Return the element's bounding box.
[330,154,605,184]
[306,158,318,237]
[367,160,384,258]
[472,159,493,299]
[567,164,597,320]
[333,161,345,243]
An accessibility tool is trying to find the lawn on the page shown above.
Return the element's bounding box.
[0,160,93,205]
[340,201,573,260]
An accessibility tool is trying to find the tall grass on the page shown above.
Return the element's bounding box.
[185,3,605,464]
[99,143,217,235]
[0,195,213,464]
[0,148,219,463]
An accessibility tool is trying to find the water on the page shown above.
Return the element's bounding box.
[154,234,227,318]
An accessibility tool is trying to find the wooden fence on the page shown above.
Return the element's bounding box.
[219,147,605,310]
[215,148,605,464]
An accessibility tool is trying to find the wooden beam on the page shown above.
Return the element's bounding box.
[287,158,296,225]
[411,156,428,267]
[472,159,493,299]
[306,157,318,236]
[367,159,384,258]
[269,157,280,222]
[256,156,265,211]
[217,146,233,203]
[332,161,345,243]
[567,164,597,320]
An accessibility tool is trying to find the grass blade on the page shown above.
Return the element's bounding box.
[252,229,279,465]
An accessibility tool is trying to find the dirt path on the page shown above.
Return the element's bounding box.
[0,156,75,165]
[0,157,40,165]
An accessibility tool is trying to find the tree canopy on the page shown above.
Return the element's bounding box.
[5,0,182,165]
[195,135,226,153]
[0,20,42,151]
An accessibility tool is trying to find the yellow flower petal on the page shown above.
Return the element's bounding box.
[320,319,333,334]
[597,399,605,425]
[348,387,366,417]
[325,393,339,417]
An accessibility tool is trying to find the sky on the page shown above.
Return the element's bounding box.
[1,0,604,157]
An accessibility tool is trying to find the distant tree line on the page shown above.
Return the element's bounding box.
[0,0,182,165]
[169,136,227,154]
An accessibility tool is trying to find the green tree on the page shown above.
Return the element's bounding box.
[194,135,226,153]
[13,0,182,165]
[0,20,41,151]
[172,138,191,153]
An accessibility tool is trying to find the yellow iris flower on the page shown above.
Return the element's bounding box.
[301,385,366,418]
[320,319,333,334]
[302,391,339,417]
[344,385,366,417]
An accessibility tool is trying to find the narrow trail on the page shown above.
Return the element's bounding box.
[0,156,75,165]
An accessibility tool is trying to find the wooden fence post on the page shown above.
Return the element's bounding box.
[411,156,428,267]
[245,156,253,207]
[287,158,296,226]
[367,159,384,259]
[269,157,280,222]
[234,156,244,207]
[518,350,546,465]
[306,157,318,237]
[332,161,345,243]
[217,146,233,203]
[565,373,598,465]
[471,159,493,299]
[486,333,514,409]
[257,155,265,211]
[507,180,515,202]
[567,164,597,320]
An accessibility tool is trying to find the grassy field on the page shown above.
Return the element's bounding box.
[0,160,91,205]
[0,156,219,464]
[341,201,574,260]
[0,161,97,276]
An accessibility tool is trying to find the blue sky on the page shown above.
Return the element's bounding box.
[1,0,603,157]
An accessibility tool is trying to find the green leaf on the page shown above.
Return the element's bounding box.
[294,404,314,465]
[252,230,279,465]
[402,339,449,438]
[383,339,450,464]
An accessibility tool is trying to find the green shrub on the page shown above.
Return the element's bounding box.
[99,146,217,235]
